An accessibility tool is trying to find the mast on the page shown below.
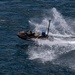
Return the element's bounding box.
[47,20,51,36]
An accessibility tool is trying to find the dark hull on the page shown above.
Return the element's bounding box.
[17,31,48,41]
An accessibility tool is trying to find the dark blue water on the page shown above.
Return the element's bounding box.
[0,0,75,75]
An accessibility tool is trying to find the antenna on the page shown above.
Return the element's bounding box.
[47,20,51,36]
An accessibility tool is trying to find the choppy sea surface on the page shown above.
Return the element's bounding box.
[0,0,75,75]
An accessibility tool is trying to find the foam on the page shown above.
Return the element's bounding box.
[27,7,75,63]
[28,46,56,62]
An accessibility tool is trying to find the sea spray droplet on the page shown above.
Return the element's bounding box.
[51,7,73,34]
[28,7,75,63]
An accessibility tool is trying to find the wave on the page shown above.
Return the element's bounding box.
[27,7,75,69]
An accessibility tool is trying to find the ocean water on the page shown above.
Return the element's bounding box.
[0,0,75,75]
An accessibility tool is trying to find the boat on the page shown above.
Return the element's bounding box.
[17,31,48,41]
[17,20,51,41]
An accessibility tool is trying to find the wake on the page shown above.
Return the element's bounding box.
[27,7,75,69]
